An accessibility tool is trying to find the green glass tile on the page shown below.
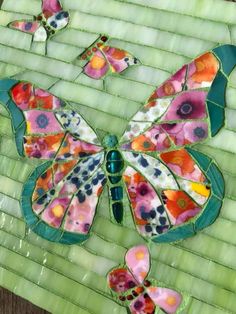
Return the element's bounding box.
[152,223,195,243]
[21,161,51,226]
[60,231,89,245]
[207,71,227,108]
[206,163,225,199]
[7,100,25,130]
[213,44,236,76]
[32,222,63,243]
[207,101,225,136]
[0,78,17,91]
[195,195,222,231]
[186,148,211,172]
[0,91,10,104]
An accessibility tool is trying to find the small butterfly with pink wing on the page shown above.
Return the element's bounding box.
[80,35,140,79]
[108,245,185,314]
[8,0,69,42]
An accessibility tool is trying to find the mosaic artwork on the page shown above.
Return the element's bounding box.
[1,44,235,245]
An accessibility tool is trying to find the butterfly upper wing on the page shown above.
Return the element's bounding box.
[120,49,221,146]
[42,0,63,17]
[147,286,182,314]
[0,78,105,244]
[125,245,150,284]
[42,0,69,33]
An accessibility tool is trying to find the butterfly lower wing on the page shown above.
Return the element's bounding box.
[101,45,139,74]
[147,287,182,314]
[120,45,236,145]
[123,163,173,238]
[122,151,217,241]
[130,293,156,314]
[22,153,106,244]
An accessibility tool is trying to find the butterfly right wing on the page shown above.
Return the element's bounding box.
[146,287,182,314]
[122,150,215,242]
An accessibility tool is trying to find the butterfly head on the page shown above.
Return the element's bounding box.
[46,11,69,31]
[103,134,119,148]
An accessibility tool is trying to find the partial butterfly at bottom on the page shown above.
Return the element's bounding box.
[0,44,235,245]
[107,245,187,314]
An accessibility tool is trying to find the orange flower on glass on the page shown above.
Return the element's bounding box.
[189,52,219,84]
[163,190,201,224]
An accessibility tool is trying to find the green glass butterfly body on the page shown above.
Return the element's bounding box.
[0,44,235,245]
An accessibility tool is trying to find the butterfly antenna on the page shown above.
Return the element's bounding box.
[79,34,110,61]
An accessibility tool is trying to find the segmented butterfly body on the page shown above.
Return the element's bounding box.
[104,135,125,223]
[8,0,69,42]
[1,44,236,245]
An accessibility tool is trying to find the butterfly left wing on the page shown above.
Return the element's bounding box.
[0,78,105,244]
[8,20,48,42]
[81,36,139,79]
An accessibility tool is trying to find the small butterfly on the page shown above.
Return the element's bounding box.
[0,44,235,245]
[80,35,140,79]
[8,0,69,42]
[107,245,184,314]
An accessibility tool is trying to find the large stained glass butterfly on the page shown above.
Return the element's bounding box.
[8,0,69,42]
[80,35,140,79]
[0,44,235,245]
[107,245,186,314]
